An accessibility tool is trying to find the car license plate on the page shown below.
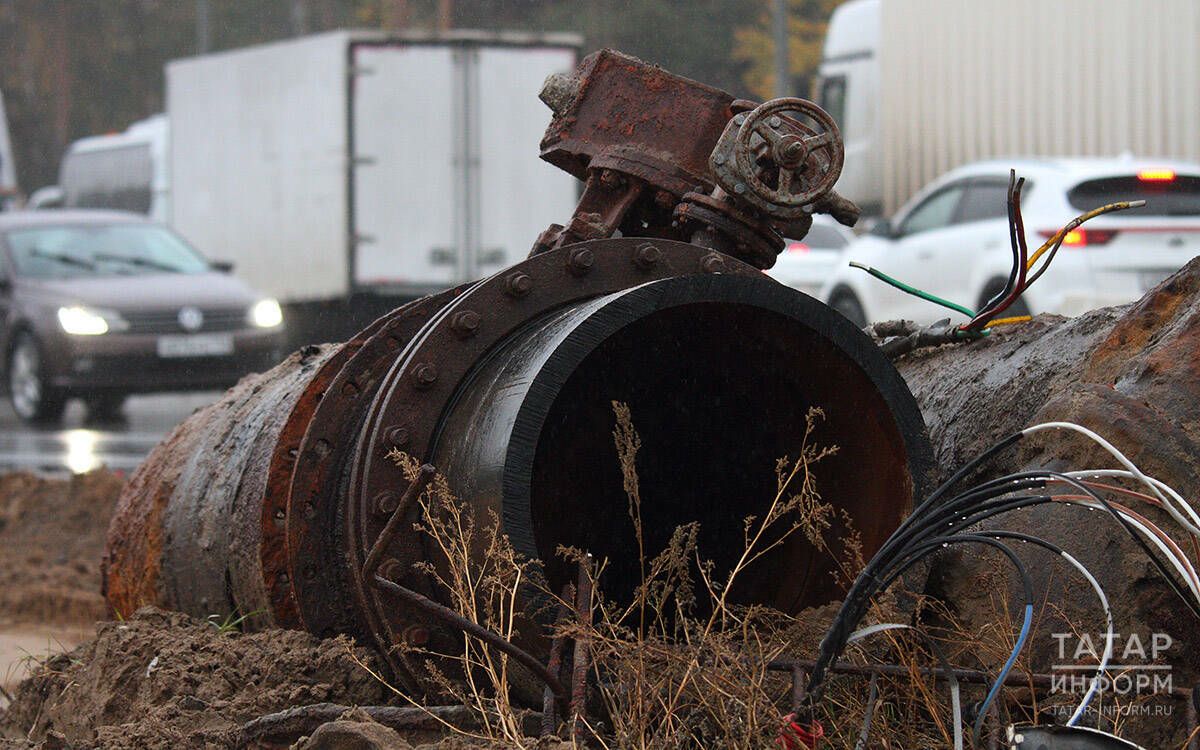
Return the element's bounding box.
[156,333,234,358]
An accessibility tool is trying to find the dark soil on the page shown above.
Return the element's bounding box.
[0,607,390,749]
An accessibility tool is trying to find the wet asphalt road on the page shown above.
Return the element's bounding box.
[0,391,220,475]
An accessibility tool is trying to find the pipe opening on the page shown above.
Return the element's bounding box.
[502,281,915,614]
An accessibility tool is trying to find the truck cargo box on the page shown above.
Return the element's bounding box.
[167,30,580,304]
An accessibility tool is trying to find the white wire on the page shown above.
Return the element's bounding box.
[844,622,963,749]
[847,622,911,644]
[1058,549,1113,726]
[1064,468,1200,538]
[949,678,963,750]
[1023,422,1193,531]
[1058,498,1200,604]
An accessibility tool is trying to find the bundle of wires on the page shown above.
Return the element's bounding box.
[798,421,1200,746]
[851,170,1146,336]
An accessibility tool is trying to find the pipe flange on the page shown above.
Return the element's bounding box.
[283,288,460,642]
[347,239,761,675]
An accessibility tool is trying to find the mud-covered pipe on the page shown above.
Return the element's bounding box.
[103,239,932,688]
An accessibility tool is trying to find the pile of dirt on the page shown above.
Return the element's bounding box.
[0,471,124,627]
[0,607,392,749]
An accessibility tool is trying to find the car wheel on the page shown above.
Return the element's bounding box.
[829,290,868,328]
[8,332,66,424]
[978,279,1031,319]
[85,393,128,424]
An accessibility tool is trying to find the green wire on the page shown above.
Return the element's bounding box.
[849,261,977,318]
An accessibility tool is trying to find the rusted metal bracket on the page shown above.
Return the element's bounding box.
[531,49,859,270]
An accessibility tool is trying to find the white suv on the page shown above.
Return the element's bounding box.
[820,158,1200,326]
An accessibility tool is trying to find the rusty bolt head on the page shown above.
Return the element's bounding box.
[412,363,438,389]
[701,253,727,274]
[274,508,285,520]
[504,271,533,298]
[404,625,431,646]
[449,309,481,338]
[374,490,399,516]
[567,247,595,276]
[634,243,662,269]
[378,558,404,581]
[598,168,623,190]
[386,426,410,449]
[539,72,578,115]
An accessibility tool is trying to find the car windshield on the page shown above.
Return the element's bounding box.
[5,224,210,279]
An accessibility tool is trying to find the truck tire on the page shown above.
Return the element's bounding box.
[978,278,1031,319]
[85,393,128,423]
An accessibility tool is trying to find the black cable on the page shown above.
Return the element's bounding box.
[807,466,1200,706]
[980,170,1021,316]
[807,534,1034,708]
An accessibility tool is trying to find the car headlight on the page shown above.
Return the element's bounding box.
[250,298,283,329]
[57,306,125,336]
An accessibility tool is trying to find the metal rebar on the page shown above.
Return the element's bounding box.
[369,572,567,701]
[570,554,595,738]
[790,665,807,715]
[361,465,436,581]
[769,657,1197,699]
[541,583,575,737]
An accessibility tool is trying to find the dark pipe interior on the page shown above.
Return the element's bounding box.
[525,300,911,612]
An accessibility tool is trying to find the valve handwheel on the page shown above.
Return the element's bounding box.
[714,97,845,217]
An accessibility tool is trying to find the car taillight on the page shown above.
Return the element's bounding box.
[786,241,810,253]
[1038,228,1119,247]
[1138,169,1176,182]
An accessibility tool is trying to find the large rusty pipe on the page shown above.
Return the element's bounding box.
[103,239,931,688]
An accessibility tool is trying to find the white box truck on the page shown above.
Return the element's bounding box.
[818,0,1200,217]
[167,30,581,342]
[54,114,170,222]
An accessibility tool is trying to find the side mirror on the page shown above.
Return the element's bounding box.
[210,260,235,273]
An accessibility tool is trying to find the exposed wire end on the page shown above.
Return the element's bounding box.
[1026,199,1145,270]
[849,262,977,318]
[983,315,1032,329]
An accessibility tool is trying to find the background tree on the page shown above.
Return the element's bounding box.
[0,0,839,196]
[732,0,842,99]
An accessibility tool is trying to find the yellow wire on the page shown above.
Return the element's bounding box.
[983,315,1032,329]
[1025,200,1146,270]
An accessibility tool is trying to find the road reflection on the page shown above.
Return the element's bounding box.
[0,392,219,475]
